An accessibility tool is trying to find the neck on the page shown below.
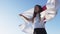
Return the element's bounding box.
[37,12,40,15]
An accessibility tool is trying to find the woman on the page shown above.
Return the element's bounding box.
[20,5,47,34]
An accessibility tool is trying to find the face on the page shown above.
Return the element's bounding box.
[34,6,40,13]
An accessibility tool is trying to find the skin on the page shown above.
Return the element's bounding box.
[34,6,40,13]
[19,6,41,22]
[19,14,31,21]
[32,6,41,23]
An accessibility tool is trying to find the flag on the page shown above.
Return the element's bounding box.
[19,0,59,34]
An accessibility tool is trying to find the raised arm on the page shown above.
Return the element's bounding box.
[19,14,32,21]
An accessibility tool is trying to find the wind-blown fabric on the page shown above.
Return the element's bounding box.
[19,0,59,34]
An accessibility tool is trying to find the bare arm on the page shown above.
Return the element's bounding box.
[19,14,31,21]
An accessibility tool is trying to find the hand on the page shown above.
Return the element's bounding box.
[19,14,23,16]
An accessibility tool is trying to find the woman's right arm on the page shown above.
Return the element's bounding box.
[19,14,31,21]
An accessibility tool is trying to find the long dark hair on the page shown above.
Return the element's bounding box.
[32,5,42,23]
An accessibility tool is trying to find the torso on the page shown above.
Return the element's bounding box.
[34,14,45,28]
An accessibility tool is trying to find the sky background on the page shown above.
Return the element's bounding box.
[0,0,60,34]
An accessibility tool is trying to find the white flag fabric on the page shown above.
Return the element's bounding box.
[19,0,59,34]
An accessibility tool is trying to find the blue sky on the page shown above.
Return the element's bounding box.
[0,0,60,34]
